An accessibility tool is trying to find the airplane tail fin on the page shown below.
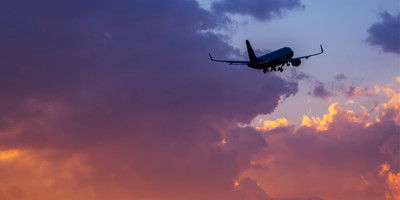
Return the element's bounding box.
[246,40,257,63]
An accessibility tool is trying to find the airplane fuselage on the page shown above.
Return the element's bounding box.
[248,47,294,69]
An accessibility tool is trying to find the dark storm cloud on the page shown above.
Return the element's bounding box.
[0,0,300,199]
[366,11,400,54]
[212,0,304,21]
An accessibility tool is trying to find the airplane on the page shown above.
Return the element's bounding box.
[209,40,323,73]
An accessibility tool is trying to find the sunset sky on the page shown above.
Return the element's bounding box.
[0,0,399,200]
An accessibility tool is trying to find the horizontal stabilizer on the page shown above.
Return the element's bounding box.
[208,53,249,65]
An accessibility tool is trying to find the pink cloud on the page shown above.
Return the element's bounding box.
[0,0,300,199]
[242,84,399,200]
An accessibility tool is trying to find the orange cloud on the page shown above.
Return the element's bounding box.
[0,150,20,160]
[242,79,400,200]
[385,172,400,200]
[379,163,400,200]
[382,88,400,125]
[380,163,391,176]
[254,118,289,131]
[0,149,95,200]
[301,102,369,131]
[301,102,338,131]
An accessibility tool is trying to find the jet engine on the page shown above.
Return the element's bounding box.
[291,59,301,67]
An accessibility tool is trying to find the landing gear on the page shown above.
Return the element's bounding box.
[263,69,268,73]
[278,64,284,72]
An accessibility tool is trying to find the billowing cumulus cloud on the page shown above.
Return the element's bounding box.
[255,118,289,131]
[379,163,400,200]
[366,11,400,54]
[212,0,304,21]
[241,81,399,200]
[0,0,300,199]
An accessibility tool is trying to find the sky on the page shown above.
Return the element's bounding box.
[0,0,399,200]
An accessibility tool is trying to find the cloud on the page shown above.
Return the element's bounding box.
[335,73,347,81]
[286,70,312,82]
[302,73,384,99]
[366,11,400,54]
[235,177,271,200]
[287,72,374,99]
[1,1,398,200]
[243,83,400,200]
[309,81,332,99]
[0,0,300,199]
[379,163,400,200]
[301,101,372,131]
[381,86,400,125]
[235,177,323,200]
[342,86,377,97]
[212,0,304,21]
[255,118,289,131]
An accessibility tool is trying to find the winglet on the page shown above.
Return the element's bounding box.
[320,45,324,53]
[209,53,214,61]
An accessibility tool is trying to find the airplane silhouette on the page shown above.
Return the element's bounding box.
[209,40,323,73]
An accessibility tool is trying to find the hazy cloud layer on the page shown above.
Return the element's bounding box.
[367,11,400,54]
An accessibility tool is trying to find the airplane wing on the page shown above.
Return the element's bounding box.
[209,53,249,65]
[287,45,324,61]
